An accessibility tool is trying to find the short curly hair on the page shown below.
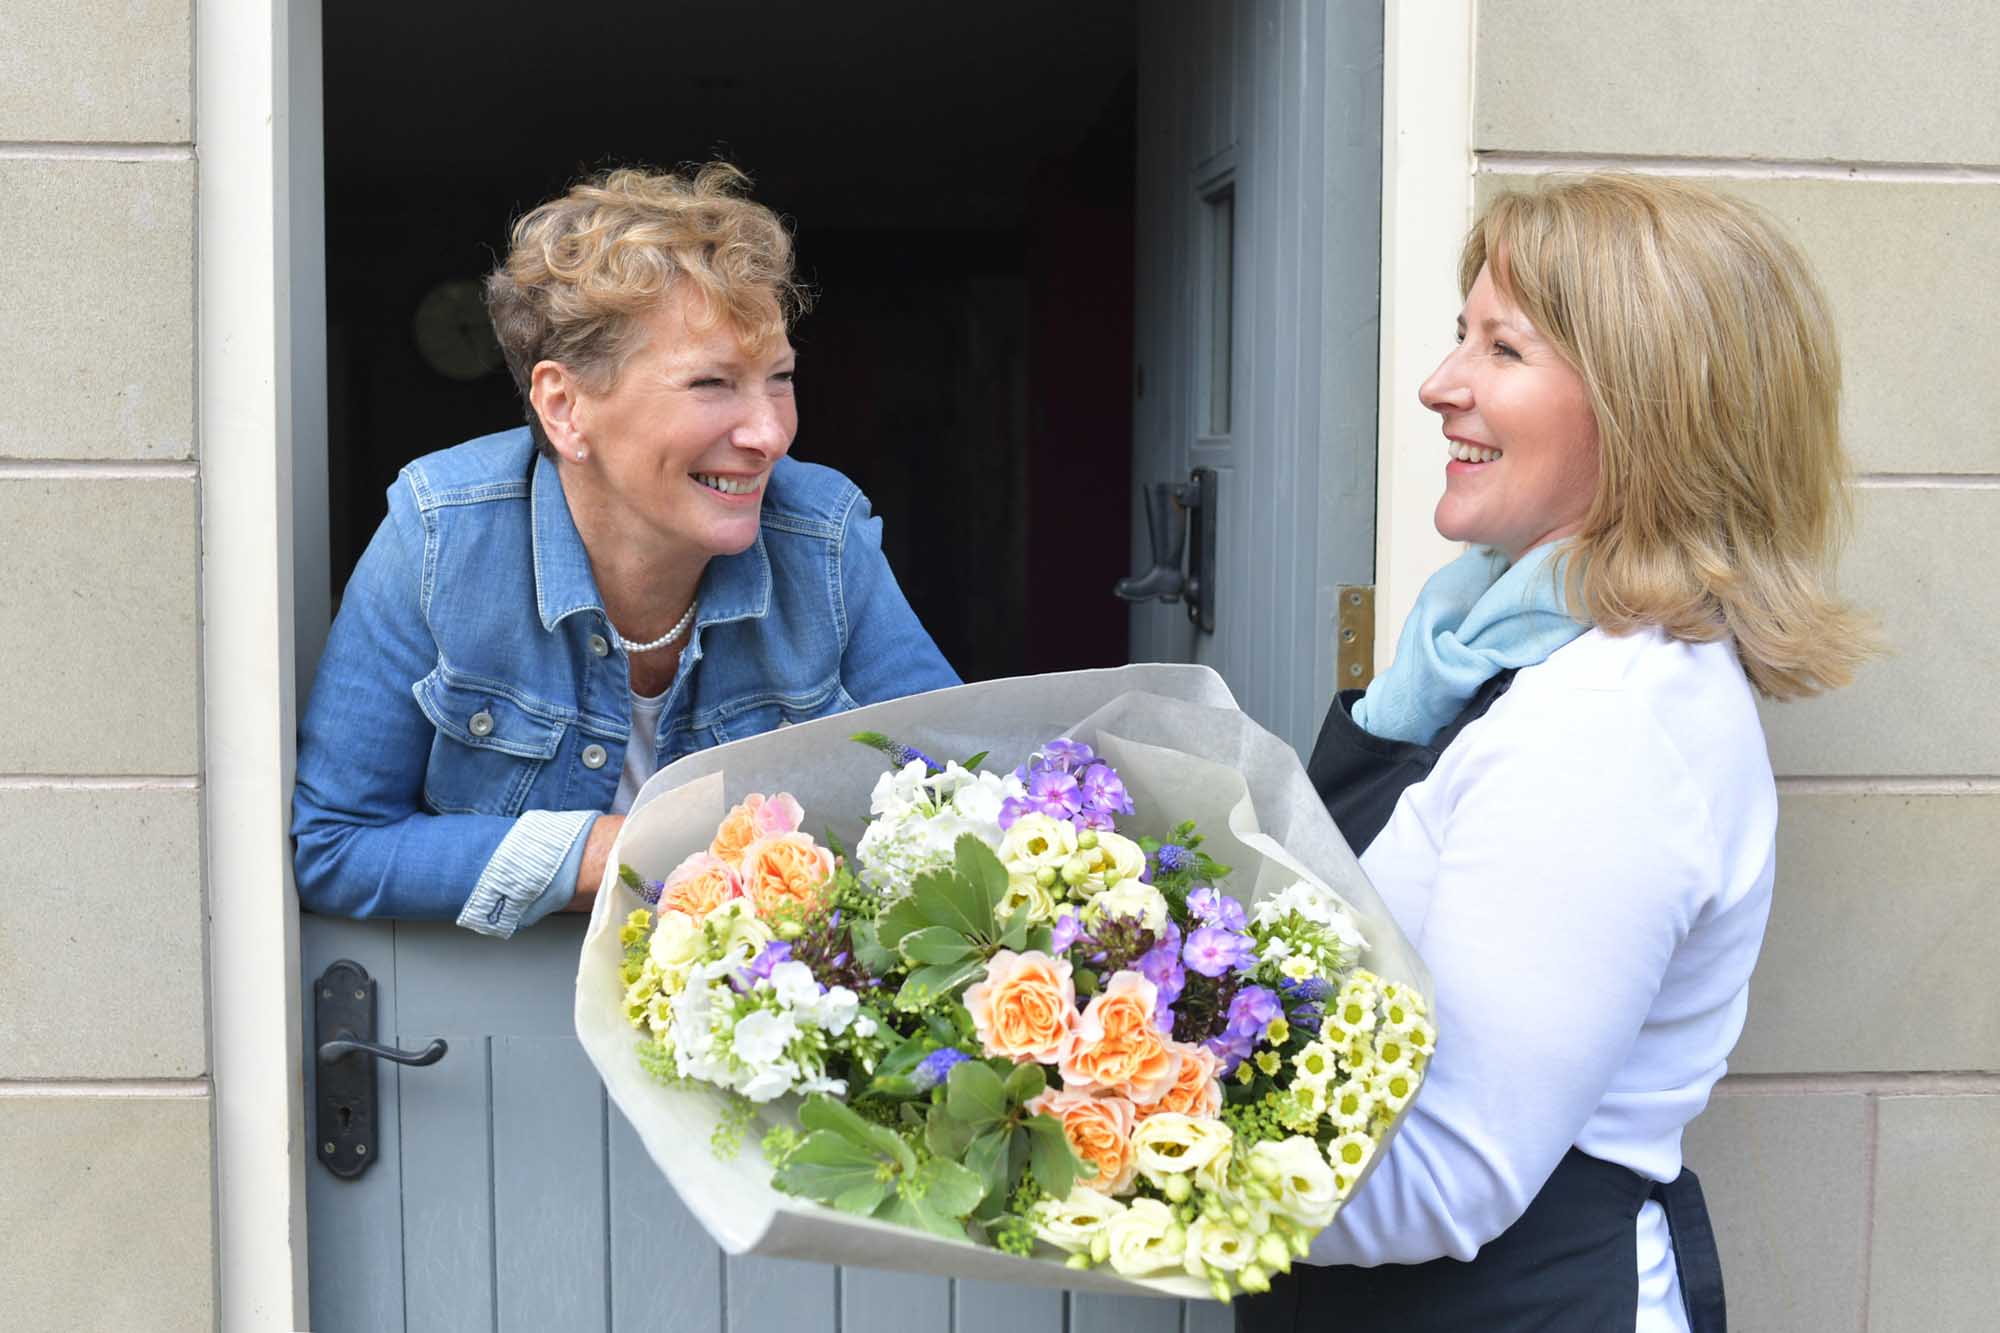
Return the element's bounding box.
[484,162,808,456]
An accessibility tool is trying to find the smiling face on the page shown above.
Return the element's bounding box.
[538,285,798,563]
[1420,264,1600,561]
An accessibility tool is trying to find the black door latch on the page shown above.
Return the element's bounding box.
[313,959,447,1179]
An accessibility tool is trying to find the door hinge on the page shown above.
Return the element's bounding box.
[1337,585,1375,690]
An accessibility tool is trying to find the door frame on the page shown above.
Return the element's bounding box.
[201,0,1475,1322]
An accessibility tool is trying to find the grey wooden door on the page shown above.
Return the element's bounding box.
[1128,0,1384,756]
[299,2,1380,1327]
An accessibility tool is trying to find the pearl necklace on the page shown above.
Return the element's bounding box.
[612,598,698,654]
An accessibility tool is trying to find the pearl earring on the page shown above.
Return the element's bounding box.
[574,446,588,461]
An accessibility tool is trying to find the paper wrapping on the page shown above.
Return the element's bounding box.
[575,663,1429,1300]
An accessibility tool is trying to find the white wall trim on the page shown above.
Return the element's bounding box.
[0,1079,212,1099]
[1477,150,2000,184]
[1373,0,1476,667]
[197,0,310,1326]
[0,142,195,161]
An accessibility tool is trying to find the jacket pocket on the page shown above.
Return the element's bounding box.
[704,676,858,745]
[413,665,569,816]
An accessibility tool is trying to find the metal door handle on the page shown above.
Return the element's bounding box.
[318,1034,447,1067]
[1114,468,1216,632]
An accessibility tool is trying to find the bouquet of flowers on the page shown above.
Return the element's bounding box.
[575,665,1432,1300]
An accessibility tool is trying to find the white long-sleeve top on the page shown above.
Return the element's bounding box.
[1308,626,1777,1331]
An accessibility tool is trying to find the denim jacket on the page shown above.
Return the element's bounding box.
[292,428,958,936]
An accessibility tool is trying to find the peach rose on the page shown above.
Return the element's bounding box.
[710,793,806,864]
[1059,971,1181,1106]
[657,851,745,919]
[1028,1087,1137,1194]
[737,832,834,917]
[964,950,1076,1064]
[1138,1040,1222,1120]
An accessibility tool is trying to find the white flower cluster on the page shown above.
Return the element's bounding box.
[672,956,875,1103]
[1249,879,1368,981]
[853,760,1023,896]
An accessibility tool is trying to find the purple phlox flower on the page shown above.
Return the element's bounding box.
[997,795,1033,831]
[1186,887,1247,932]
[1025,767,1083,819]
[1135,923,1186,1024]
[1153,843,1193,875]
[1050,908,1083,953]
[1204,1029,1255,1074]
[911,1047,971,1092]
[1183,926,1259,978]
[743,940,794,984]
[1076,763,1135,818]
[1075,807,1118,833]
[639,878,665,906]
[1040,738,1097,772]
[1225,984,1283,1041]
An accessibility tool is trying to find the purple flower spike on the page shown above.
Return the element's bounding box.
[1186,887,1247,932]
[1050,909,1083,953]
[1183,926,1258,978]
[1154,844,1193,875]
[640,878,665,906]
[912,1047,971,1092]
[1282,976,1333,1004]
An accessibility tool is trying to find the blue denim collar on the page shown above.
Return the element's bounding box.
[530,449,772,635]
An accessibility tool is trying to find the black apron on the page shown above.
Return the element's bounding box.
[1238,682,1728,1333]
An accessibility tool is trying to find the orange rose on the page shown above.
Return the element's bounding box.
[657,851,746,919]
[1138,1040,1222,1120]
[1028,1087,1137,1194]
[964,950,1076,1064]
[1059,971,1181,1106]
[737,832,834,917]
[711,793,802,864]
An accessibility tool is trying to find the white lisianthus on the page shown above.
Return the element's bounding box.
[1183,1212,1254,1277]
[1000,812,1078,873]
[997,874,1061,925]
[1104,1198,1186,1276]
[1087,878,1169,933]
[703,898,773,961]
[648,910,704,976]
[1252,1136,1340,1228]
[1031,1185,1125,1254]
[1131,1113,1233,1186]
[1080,831,1148,893]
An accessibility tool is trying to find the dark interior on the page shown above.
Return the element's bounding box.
[322,0,1138,680]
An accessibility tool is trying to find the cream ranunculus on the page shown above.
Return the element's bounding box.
[1030,1185,1126,1255]
[1086,878,1169,932]
[1131,1112,1234,1187]
[647,909,705,977]
[702,898,773,961]
[1103,1197,1187,1276]
[1252,1135,1340,1228]
[1183,1212,1254,1277]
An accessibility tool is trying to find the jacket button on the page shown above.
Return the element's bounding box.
[468,710,495,738]
[589,633,610,658]
[581,744,608,769]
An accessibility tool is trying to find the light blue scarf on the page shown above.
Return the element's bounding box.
[1351,543,1588,746]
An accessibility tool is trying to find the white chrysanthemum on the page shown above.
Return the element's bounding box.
[1031,1185,1125,1254]
[1326,1131,1376,1198]
[1252,1136,1340,1228]
[1325,1079,1378,1132]
[1371,1032,1416,1074]
[1279,953,1317,982]
[1371,1064,1419,1114]
[1104,1198,1186,1276]
[1292,1039,1340,1089]
[1326,988,1380,1043]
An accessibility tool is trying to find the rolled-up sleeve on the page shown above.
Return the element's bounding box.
[834,490,960,702]
[291,486,592,937]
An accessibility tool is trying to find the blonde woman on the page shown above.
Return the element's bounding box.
[1250,176,1873,1332]
[293,165,956,935]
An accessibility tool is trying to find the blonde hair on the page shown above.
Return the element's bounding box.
[485,163,808,454]
[1464,173,1878,699]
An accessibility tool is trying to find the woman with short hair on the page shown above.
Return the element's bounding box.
[1251,174,1874,1332]
[293,164,956,936]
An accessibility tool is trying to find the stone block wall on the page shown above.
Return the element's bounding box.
[0,0,215,1327]
[1475,3,2000,1328]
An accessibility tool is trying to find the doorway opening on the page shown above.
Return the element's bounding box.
[322,0,1138,680]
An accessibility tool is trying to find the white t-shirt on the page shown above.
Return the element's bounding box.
[611,687,670,816]
[1308,626,1777,1333]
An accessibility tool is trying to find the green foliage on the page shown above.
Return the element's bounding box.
[617,863,648,891]
[771,1093,991,1242]
[870,836,1026,1013]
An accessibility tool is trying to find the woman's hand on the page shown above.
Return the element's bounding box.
[565,814,628,914]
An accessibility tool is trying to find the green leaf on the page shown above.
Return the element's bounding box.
[832,1177,893,1215]
[963,1128,1012,1218]
[911,868,988,940]
[878,1190,970,1243]
[946,1059,1008,1127]
[953,836,1010,918]
[772,1131,885,1205]
[961,750,990,770]
[916,1157,987,1220]
[798,1094,915,1173]
[849,917,897,975]
[1024,1111,1084,1198]
[895,958,988,1011]
[1003,1061,1046,1105]
[877,896,932,953]
[925,1103,976,1159]
[1024,925,1053,954]
[997,911,1028,953]
[899,926,977,966]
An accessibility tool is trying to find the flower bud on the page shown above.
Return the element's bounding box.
[1090,1231,1111,1264]
[1163,1174,1192,1203]
[1239,1265,1271,1295]
[1257,1233,1291,1271]
[1210,1277,1232,1303]
[775,919,803,941]
[1077,830,1100,850]
[1229,1205,1252,1228]
[1061,855,1091,886]
[1066,1254,1091,1271]
[1249,1154,1279,1183]
[1036,866,1059,889]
